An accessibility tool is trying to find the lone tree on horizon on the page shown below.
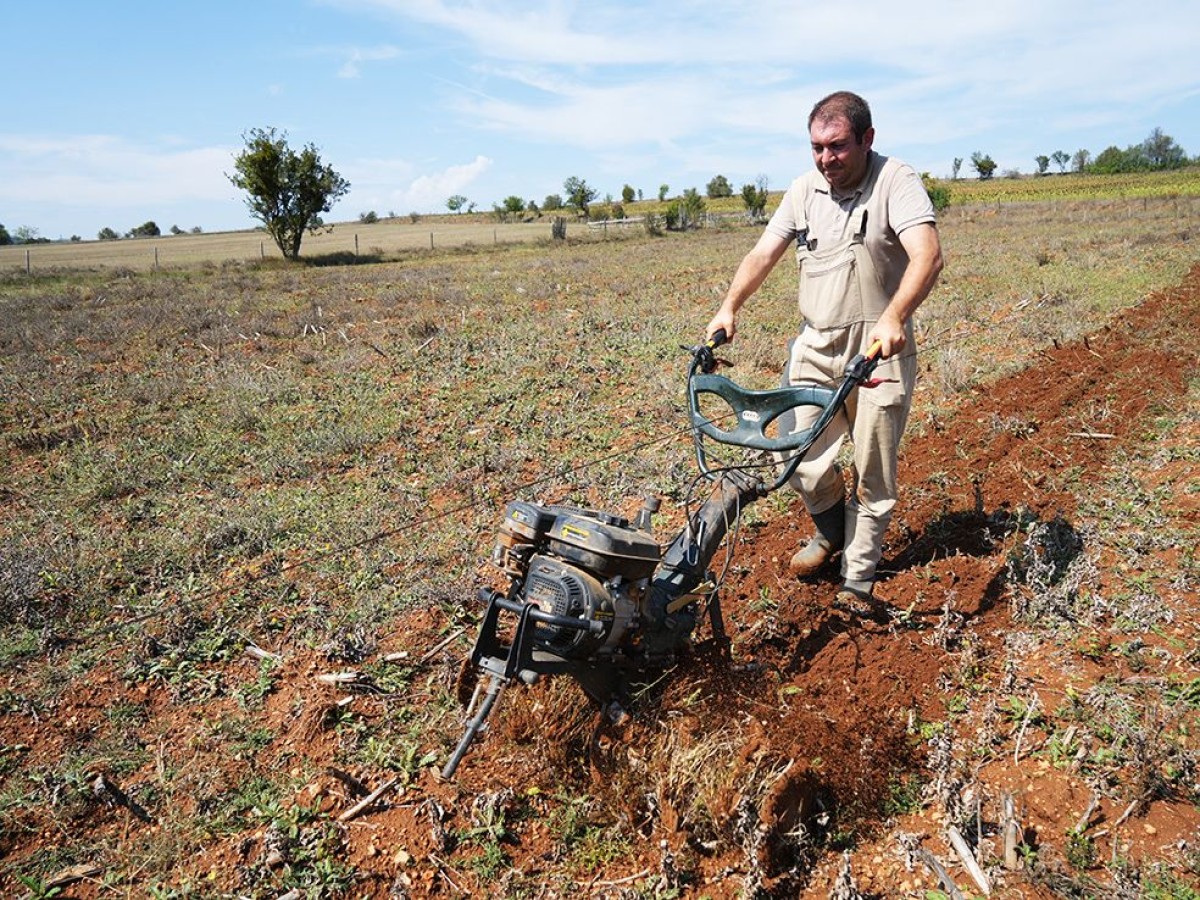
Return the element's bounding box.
[228,127,350,260]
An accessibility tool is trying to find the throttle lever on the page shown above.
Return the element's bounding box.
[684,327,729,374]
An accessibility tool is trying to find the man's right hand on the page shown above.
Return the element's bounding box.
[705,308,737,343]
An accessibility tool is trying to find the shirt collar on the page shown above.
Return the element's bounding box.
[815,150,879,203]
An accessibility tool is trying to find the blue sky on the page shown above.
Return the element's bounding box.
[4,0,1199,241]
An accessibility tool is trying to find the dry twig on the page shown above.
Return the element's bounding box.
[1001,792,1021,870]
[947,826,992,895]
[918,849,966,900]
[338,777,399,822]
[419,628,465,665]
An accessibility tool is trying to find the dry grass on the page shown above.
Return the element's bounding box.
[0,217,626,272]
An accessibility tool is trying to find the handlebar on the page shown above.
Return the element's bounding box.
[686,334,885,492]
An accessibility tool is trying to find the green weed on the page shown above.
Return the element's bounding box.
[1063,828,1097,870]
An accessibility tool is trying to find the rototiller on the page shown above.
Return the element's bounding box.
[442,331,882,779]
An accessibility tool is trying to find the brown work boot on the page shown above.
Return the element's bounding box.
[789,534,834,575]
[788,499,845,576]
[832,580,884,621]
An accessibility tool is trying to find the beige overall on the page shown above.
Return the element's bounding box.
[781,170,917,586]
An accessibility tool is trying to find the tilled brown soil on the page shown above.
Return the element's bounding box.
[2,264,1198,898]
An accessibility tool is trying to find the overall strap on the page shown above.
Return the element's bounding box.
[851,208,869,242]
[848,153,884,242]
[790,176,817,250]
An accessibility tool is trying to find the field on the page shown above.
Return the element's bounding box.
[1,177,1199,899]
[0,219,595,272]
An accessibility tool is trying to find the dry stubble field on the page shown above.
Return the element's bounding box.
[1,187,1199,899]
[0,218,600,272]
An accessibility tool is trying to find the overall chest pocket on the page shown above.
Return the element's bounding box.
[796,241,877,330]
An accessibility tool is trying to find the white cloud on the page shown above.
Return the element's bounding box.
[0,134,233,207]
[395,155,493,210]
[344,154,493,212]
[334,44,402,78]
[338,0,1200,160]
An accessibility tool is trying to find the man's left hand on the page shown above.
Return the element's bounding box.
[868,310,906,359]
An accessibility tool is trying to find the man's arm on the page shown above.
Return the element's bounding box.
[706,230,792,341]
[869,222,943,357]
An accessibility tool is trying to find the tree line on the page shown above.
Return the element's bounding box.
[956,127,1190,181]
[462,173,771,228]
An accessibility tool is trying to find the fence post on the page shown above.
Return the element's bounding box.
[430,232,434,250]
[355,233,359,256]
[154,246,159,270]
[26,249,32,274]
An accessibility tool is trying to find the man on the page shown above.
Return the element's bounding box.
[705,91,943,613]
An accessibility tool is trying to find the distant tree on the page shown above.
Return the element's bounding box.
[1071,149,1091,173]
[170,224,185,235]
[637,188,643,201]
[921,173,951,212]
[503,195,525,219]
[970,151,997,180]
[663,189,706,230]
[543,193,563,212]
[1090,144,1145,174]
[526,199,540,216]
[98,227,120,241]
[446,194,468,214]
[621,184,636,204]
[0,223,10,245]
[706,174,733,199]
[1051,150,1070,173]
[1034,155,1050,176]
[70,235,81,242]
[591,201,625,222]
[1002,168,1022,179]
[951,157,963,180]
[14,225,42,243]
[563,177,597,217]
[227,127,350,260]
[359,210,379,224]
[1143,127,1187,169]
[126,221,160,238]
[740,175,769,219]
[190,226,203,234]
[679,188,706,228]
[658,184,670,201]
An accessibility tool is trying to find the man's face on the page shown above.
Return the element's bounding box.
[810,116,874,193]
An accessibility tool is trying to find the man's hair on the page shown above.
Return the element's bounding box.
[808,91,872,143]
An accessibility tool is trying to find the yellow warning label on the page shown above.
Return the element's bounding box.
[561,524,590,541]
